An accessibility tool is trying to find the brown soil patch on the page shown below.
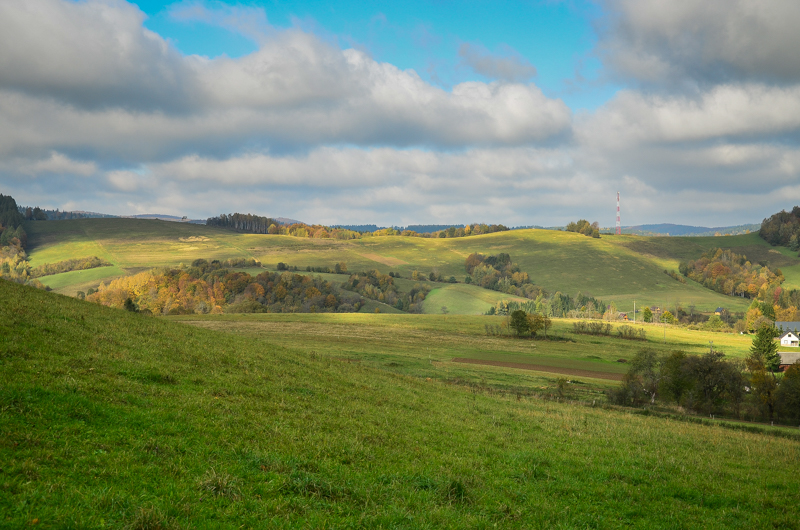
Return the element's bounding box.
[179,236,210,242]
[452,358,623,381]
[359,253,408,266]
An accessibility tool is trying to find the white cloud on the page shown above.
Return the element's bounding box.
[579,84,800,147]
[0,0,200,112]
[0,0,570,160]
[0,152,97,177]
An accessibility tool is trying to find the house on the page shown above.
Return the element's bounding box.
[779,331,800,347]
[715,307,724,315]
[779,352,800,371]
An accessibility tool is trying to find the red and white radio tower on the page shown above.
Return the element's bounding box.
[616,191,621,235]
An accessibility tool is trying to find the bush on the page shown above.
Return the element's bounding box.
[617,325,647,341]
[608,373,645,406]
[573,321,611,336]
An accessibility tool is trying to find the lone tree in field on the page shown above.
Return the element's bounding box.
[528,313,544,337]
[509,310,531,337]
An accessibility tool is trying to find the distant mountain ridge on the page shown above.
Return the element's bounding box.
[123,214,205,224]
[621,223,760,237]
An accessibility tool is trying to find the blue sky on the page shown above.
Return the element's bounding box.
[1,0,799,227]
[138,0,614,110]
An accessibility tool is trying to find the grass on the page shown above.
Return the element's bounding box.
[3,279,800,527]
[24,219,800,314]
[38,265,127,295]
[423,283,529,315]
[173,313,756,393]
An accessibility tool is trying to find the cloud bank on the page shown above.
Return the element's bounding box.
[0,0,798,227]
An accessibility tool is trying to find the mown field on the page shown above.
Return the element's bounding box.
[2,279,800,528]
[24,218,800,314]
[173,312,755,392]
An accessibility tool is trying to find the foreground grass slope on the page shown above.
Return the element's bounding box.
[2,279,800,528]
[26,218,791,314]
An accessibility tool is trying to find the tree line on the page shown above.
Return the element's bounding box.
[29,256,112,278]
[611,325,800,423]
[18,206,116,221]
[572,321,647,340]
[489,291,608,320]
[207,212,509,240]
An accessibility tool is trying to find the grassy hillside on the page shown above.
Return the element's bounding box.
[422,283,529,315]
[3,279,800,528]
[25,219,800,314]
[0,281,800,528]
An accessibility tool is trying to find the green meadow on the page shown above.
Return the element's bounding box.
[25,218,799,315]
[173,312,755,391]
[3,279,800,528]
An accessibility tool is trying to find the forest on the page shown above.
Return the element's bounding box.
[88,259,364,314]
[341,270,430,313]
[0,194,26,247]
[0,194,47,289]
[759,206,800,249]
[679,248,785,301]
[464,252,544,299]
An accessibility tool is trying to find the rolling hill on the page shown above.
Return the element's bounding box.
[2,278,799,527]
[22,218,800,314]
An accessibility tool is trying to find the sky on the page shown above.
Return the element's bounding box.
[1,0,799,227]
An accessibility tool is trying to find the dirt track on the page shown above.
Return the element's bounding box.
[451,358,624,381]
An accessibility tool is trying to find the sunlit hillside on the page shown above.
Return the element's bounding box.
[24,218,800,314]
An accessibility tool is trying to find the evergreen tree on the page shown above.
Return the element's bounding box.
[749,324,780,372]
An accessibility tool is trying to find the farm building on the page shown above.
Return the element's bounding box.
[779,331,800,347]
[779,352,800,371]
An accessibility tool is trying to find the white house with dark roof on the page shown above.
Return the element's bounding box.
[779,331,800,347]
